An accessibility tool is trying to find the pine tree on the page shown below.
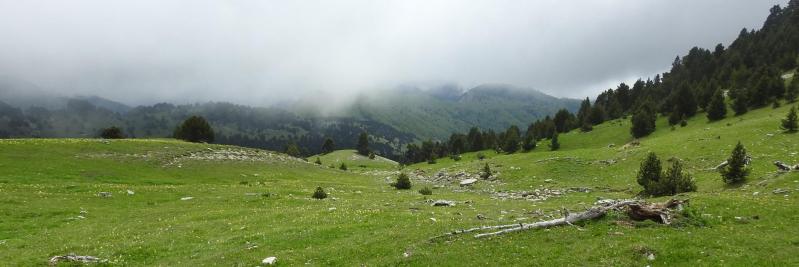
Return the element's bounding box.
[731,89,749,115]
[781,106,798,133]
[393,173,412,189]
[100,126,125,139]
[356,132,369,156]
[339,162,348,171]
[314,157,322,165]
[321,138,335,154]
[549,133,560,151]
[786,78,798,103]
[174,116,215,143]
[285,142,301,157]
[721,142,750,184]
[661,160,697,195]
[522,134,536,152]
[503,125,521,153]
[706,88,727,121]
[637,152,662,195]
[630,104,657,138]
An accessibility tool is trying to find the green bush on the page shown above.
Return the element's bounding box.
[418,187,432,195]
[339,163,348,171]
[312,187,327,199]
[637,152,697,196]
[480,163,492,179]
[393,173,412,189]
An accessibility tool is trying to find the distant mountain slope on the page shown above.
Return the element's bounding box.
[1,76,579,158]
[346,84,580,139]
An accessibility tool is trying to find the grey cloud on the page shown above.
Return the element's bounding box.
[0,0,787,106]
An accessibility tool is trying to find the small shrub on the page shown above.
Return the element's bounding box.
[480,163,492,179]
[393,173,412,189]
[339,162,348,171]
[549,134,560,151]
[450,154,462,161]
[328,164,335,169]
[368,152,376,160]
[476,152,486,160]
[100,126,125,139]
[418,187,432,195]
[312,187,327,199]
[174,116,214,143]
[679,120,687,127]
[314,157,322,165]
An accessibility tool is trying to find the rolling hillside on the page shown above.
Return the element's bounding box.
[1,101,797,266]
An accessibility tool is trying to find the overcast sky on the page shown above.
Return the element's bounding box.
[0,0,787,106]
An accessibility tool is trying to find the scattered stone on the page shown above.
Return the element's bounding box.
[180,197,194,201]
[753,191,760,196]
[261,256,277,265]
[328,207,337,211]
[126,190,135,195]
[476,214,487,220]
[49,254,105,265]
[430,217,437,222]
[646,252,656,261]
[544,179,554,183]
[97,192,112,198]
[459,178,478,187]
[773,188,790,194]
[431,200,455,207]
[774,161,793,171]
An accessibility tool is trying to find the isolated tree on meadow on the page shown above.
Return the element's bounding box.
[781,106,798,133]
[100,126,125,139]
[356,132,370,156]
[720,142,750,184]
[174,116,214,143]
[660,160,697,195]
[481,163,492,179]
[321,138,335,154]
[549,133,560,151]
[706,88,727,121]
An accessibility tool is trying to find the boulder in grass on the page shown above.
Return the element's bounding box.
[459,178,477,187]
[262,256,277,265]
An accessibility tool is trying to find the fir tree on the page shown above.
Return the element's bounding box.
[522,134,536,152]
[786,78,798,103]
[706,88,727,121]
[321,138,335,154]
[721,142,750,184]
[356,132,370,156]
[661,160,697,195]
[630,104,657,138]
[502,125,521,153]
[637,152,662,195]
[314,157,322,165]
[781,106,798,133]
[284,142,301,157]
[174,116,215,143]
[549,133,560,151]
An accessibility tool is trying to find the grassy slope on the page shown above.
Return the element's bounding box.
[1,103,798,266]
[307,149,399,171]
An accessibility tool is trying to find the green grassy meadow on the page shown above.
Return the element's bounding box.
[2,103,799,266]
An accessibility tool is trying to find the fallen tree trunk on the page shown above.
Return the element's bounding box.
[432,199,684,239]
